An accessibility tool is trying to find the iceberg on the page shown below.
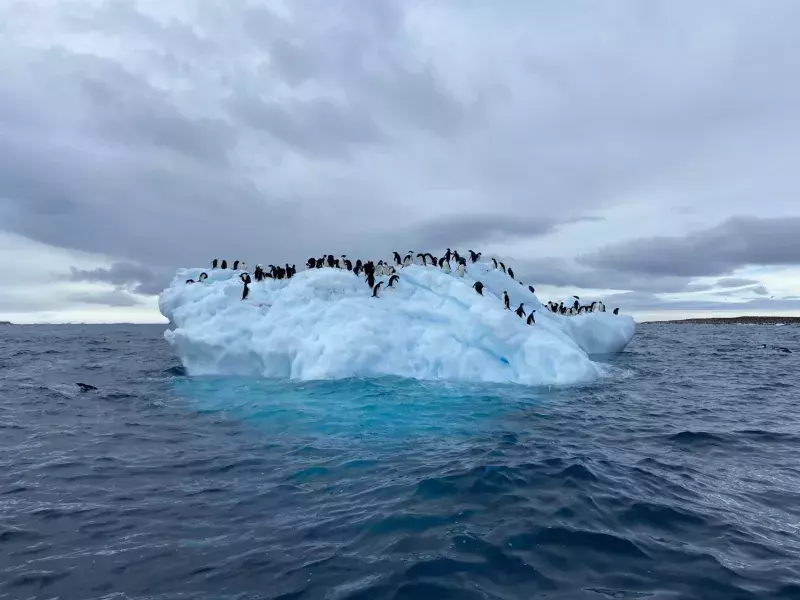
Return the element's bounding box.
[159,261,635,386]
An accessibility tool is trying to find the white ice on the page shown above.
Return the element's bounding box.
[159,261,635,386]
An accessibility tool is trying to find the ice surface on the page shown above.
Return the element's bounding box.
[159,261,635,386]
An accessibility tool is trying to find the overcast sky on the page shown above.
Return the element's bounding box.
[2,0,800,323]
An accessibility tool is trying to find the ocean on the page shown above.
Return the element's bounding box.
[1,323,799,599]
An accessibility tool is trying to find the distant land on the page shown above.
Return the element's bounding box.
[648,316,800,325]
[0,321,13,325]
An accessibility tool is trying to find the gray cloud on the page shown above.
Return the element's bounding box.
[584,217,800,277]
[66,290,143,307]
[1,0,800,317]
[596,291,800,314]
[68,262,172,296]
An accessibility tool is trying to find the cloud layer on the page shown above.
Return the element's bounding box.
[2,0,800,321]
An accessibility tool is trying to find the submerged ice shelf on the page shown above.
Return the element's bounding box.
[159,262,635,386]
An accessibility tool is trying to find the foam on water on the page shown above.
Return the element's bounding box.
[159,261,635,385]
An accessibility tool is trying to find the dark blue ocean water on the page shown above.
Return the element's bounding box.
[2,324,800,600]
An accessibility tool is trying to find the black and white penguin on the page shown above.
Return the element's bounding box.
[403,253,413,267]
[212,258,218,269]
[473,281,484,296]
[528,285,535,294]
[457,262,466,277]
[515,303,526,318]
[242,281,250,300]
[372,281,383,298]
[199,272,208,282]
[233,260,240,270]
[306,257,316,269]
[388,274,399,288]
[469,250,481,263]
[499,262,506,274]
[393,251,402,265]
[185,279,194,284]
[491,258,498,269]
[345,259,353,271]
[426,253,437,266]
[613,308,619,315]
[221,260,228,269]
[444,248,452,263]
[366,272,376,288]
[503,291,510,310]
[507,268,515,280]
[440,257,451,273]
[241,262,247,271]
[527,312,536,325]
[240,273,252,284]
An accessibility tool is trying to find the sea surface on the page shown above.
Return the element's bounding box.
[2,324,799,600]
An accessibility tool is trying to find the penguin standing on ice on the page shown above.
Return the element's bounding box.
[199,272,208,282]
[499,262,506,274]
[388,274,399,288]
[473,281,484,296]
[393,251,402,265]
[366,272,376,288]
[440,257,451,273]
[212,258,218,269]
[508,267,515,280]
[613,308,619,315]
[527,311,536,325]
[503,291,510,310]
[372,281,383,298]
[403,253,413,267]
[515,303,526,318]
[469,250,481,263]
[242,281,250,300]
[185,278,195,284]
[528,285,535,294]
[457,261,466,277]
[491,258,498,269]
[221,260,228,269]
[444,248,452,262]
[233,260,240,270]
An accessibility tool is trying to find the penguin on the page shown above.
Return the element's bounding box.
[417,253,427,266]
[515,303,526,318]
[573,299,580,311]
[393,251,402,265]
[453,250,461,264]
[491,258,498,269]
[326,254,335,268]
[613,308,619,315]
[345,259,353,271]
[199,272,208,282]
[503,291,510,310]
[239,273,251,284]
[185,279,195,284]
[441,258,451,273]
[473,281,484,296]
[599,301,606,312]
[528,285,535,294]
[242,282,250,300]
[212,258,218,269]
[507,267,515,280]
[403,254,413,267]
[426,253,437,265]
[366,272,376,288]
[388,274,399,288]
[76,382,97,392]
[316,258,324,269]
[233,260,240,270]
[457,262,466,277]
[469,250,481,263]
[499,262,506,273]
[372,281,383,298]
[777,347,792,353]
[527,312,535,325]
[306,257,316,269]
[444,248,452,263]
[221,260,228,269]
[241,262,247,271]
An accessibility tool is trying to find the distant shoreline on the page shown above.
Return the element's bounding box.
[646,316,800,325]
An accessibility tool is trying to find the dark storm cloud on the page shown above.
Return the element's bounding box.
[68,263,172,296]
[584,217,800,277]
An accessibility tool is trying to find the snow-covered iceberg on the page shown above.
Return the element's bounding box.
[159,261,635,386]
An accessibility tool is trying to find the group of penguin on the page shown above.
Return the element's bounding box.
[187,249,620,319]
